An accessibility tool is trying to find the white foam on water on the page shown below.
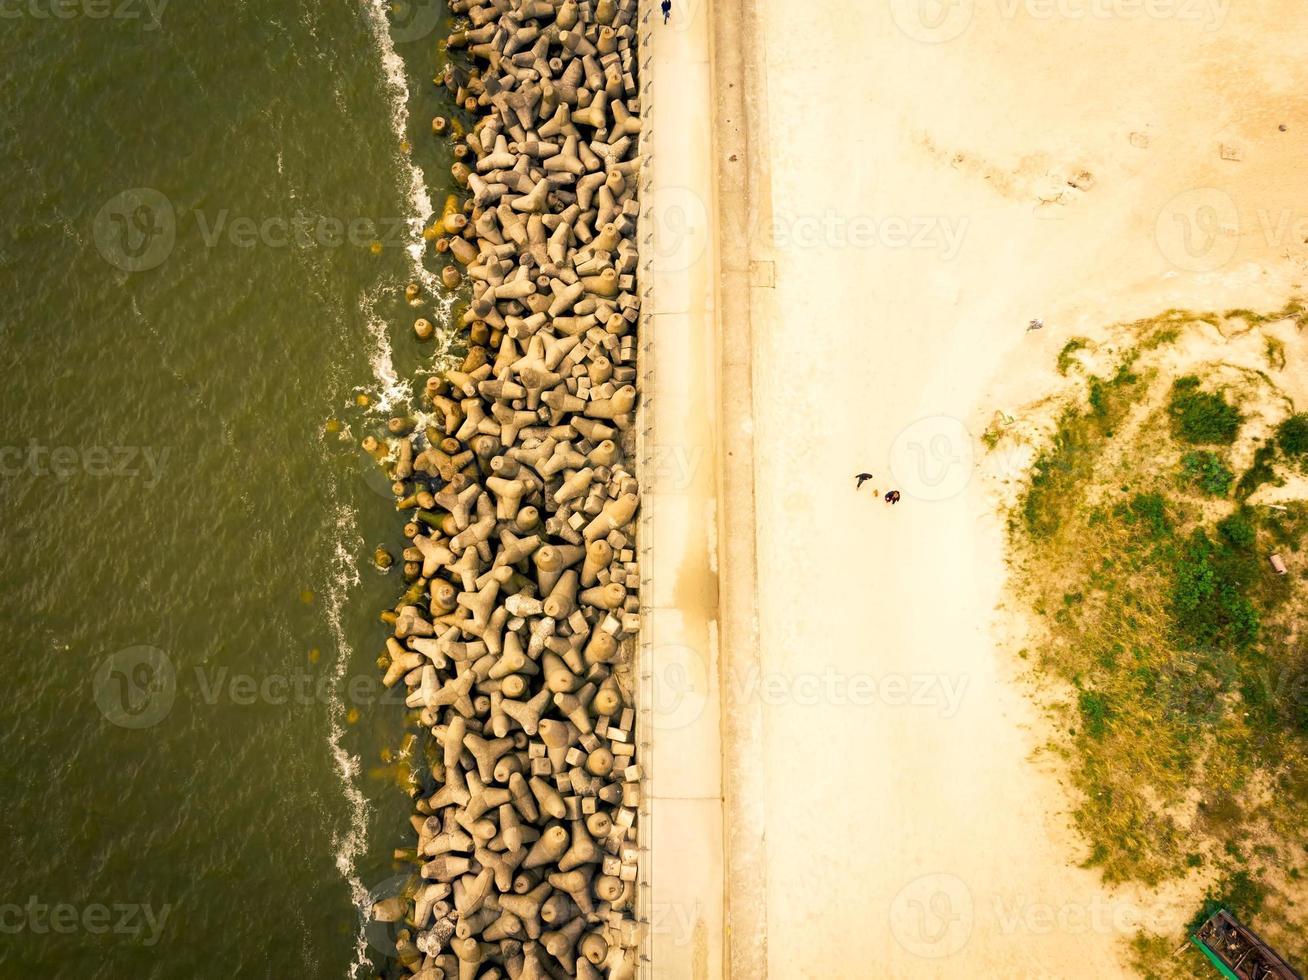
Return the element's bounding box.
[358,284,413,414]
[337,12,443,973]
[359,0,464,410]
[319,499,374,979]
[329,10,468,973]
[361,0,440,296]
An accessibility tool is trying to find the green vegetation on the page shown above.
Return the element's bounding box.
[1168,376,1242,444]
[1226,302,1308,328]
[1278,413,1308,457]
[1187,870,1269,934]
[1057,337,1089,376]
[981,411,1011,450]
[1236,442,1279,501]
[1180,451,1233,497]
[1023,364,1145,539]
[1133,871,1278,978]
[1217,510,1256,549]
[999,308,1308,976]
[1077,688,1112,740]
[1122,491,1170,538]
[1170,528,1259,651]
[1265,336,1286,371]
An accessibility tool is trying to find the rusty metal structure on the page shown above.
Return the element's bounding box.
[1191,909,1302,980]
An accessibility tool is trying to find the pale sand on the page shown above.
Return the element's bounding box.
[711,0,1308,977]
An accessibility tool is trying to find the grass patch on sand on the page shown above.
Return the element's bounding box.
[1057,337,1090,376]
[1179,450,1234,498]
[1279,413,1308,458]
[999,307,1308,976]
[1168,375,1243,445]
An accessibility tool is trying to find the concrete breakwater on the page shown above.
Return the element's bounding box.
[366,0,646,976]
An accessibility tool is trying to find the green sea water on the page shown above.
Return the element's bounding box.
[0,1,458,975]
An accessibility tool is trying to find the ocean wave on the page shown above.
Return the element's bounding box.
[319,498,373,980]
[359,0,469,411]
[358,283,413,415]
[360,0,439,295]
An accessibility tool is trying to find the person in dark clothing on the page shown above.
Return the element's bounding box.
[885,490,901,505]
[661,0,671,23]
[854,472,874,490]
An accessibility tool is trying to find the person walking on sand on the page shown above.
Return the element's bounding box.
[854,472,874,490]
[885,490,901,505]
[661,0,671,24]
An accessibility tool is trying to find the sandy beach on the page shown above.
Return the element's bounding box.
[665,0,1308,975]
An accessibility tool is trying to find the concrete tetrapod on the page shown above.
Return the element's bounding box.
[368,0,647,976]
